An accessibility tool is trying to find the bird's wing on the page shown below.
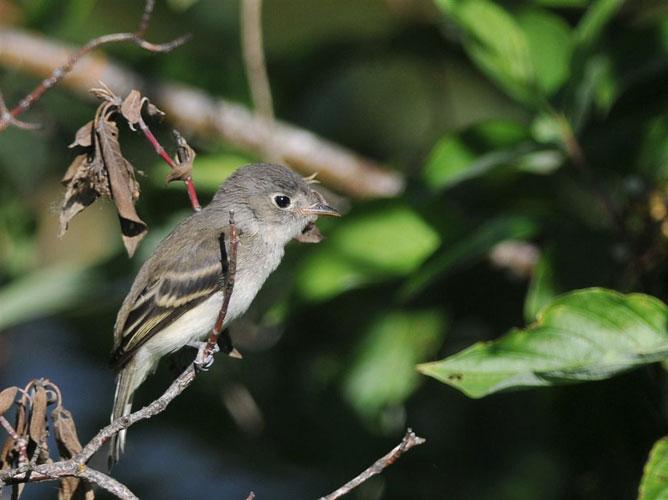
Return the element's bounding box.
[110,225,228,369]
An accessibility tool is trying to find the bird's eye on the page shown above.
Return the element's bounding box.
[273,195,291,209]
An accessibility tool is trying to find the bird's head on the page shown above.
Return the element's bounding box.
[211,163,340,245]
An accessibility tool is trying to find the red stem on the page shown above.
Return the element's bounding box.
[138,118,201,211]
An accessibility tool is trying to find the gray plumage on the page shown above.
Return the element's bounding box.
[109,163,338,466]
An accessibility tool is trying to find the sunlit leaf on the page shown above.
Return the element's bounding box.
[422,120,562,190]
[575,0,624,49]
[418,288,668,398]
[516,8,573,95]
[436,0,538,103]
[401,215,539,299]
[343,310,446,424]
[296,203,440,301]
[639,436,668,500]
[524,251,557,323]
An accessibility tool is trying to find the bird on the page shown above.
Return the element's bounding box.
[108,163,339,466]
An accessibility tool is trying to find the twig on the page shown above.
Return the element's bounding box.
[241,0,281,163]
[241,0,273,121]
[318,429,426,500]
[0,212,240,499]
[204,212,239,358]
[0,27,404,198]
[0,0,189,132]
[0,90,39,130]
[137,115,202,211]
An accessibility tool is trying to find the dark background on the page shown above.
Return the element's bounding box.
[1,0,668,498]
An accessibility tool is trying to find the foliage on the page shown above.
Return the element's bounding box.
[1,0,668,499]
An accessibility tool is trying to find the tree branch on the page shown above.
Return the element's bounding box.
[0,0,189,132]
[0,27,404,198]
[319,428,426,500]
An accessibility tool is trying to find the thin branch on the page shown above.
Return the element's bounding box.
[0,27,404,198]
[204,212,239,358]
[319,429,426,500]
[0,90,39,130]
[241,0,274,121]
[0,0,189,132]
[241,0,282,163]
[0,213,240,499]
[137,115,202,211]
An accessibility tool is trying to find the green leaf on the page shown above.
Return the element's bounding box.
[575,0,624,49]
[343,310,446,424]
[516,8,573,95]
[418,288,668,398]
[639,436,668,500]
[401,215,538,299]
[523,250,557,323]
[0,264,94,331]
[296,203,440,301]
[436,0,539,103]
[423,120,562,190]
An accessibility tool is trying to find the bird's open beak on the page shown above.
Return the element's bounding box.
[302,202,341,217]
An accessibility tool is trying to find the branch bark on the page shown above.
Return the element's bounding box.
[0,27,404,199]
[319,428,426,500]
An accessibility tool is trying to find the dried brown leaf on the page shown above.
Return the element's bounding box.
[68,121,94,149]
[59,147,108,238]
[61,153,88,187]
[29,386,48,446]
[51,406,82,458]
[59,477,95,500]
[90,83,120,106]
[120,90,143,126]
[0,435,14,470]
[14,398,27,438]
[167,133,195,182]
[0,387,18,417]
[146,102,165,119]
[96,115,147,256]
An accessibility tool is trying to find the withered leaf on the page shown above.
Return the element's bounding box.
[28,385,48,446]
[120,90,143,127]
[0,387,18,417]
[146,102,165,119]
[168,131,196,182]
[51,406,82,458]
[0,435,14,470]
[60,153,88,187]
[96,115,147,257]
[59,477,95,500]
[90,83,120,106]
[295,222,324,243]
[68,121,94,149]
[59,144,109,238]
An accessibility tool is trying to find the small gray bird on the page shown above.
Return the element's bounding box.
[109,163,339,465]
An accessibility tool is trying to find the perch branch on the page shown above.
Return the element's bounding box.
[0,27,404,198]
[0,212,240,499]
[0,0,189,132]
[319,428,426,500]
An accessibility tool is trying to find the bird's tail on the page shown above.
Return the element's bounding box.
[109,363,140,469]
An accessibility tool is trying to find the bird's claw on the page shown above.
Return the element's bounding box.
[193,341,219,371]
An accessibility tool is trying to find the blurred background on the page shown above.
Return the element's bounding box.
[1,0,668,498]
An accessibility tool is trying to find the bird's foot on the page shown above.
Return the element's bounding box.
[193,341,219,371]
